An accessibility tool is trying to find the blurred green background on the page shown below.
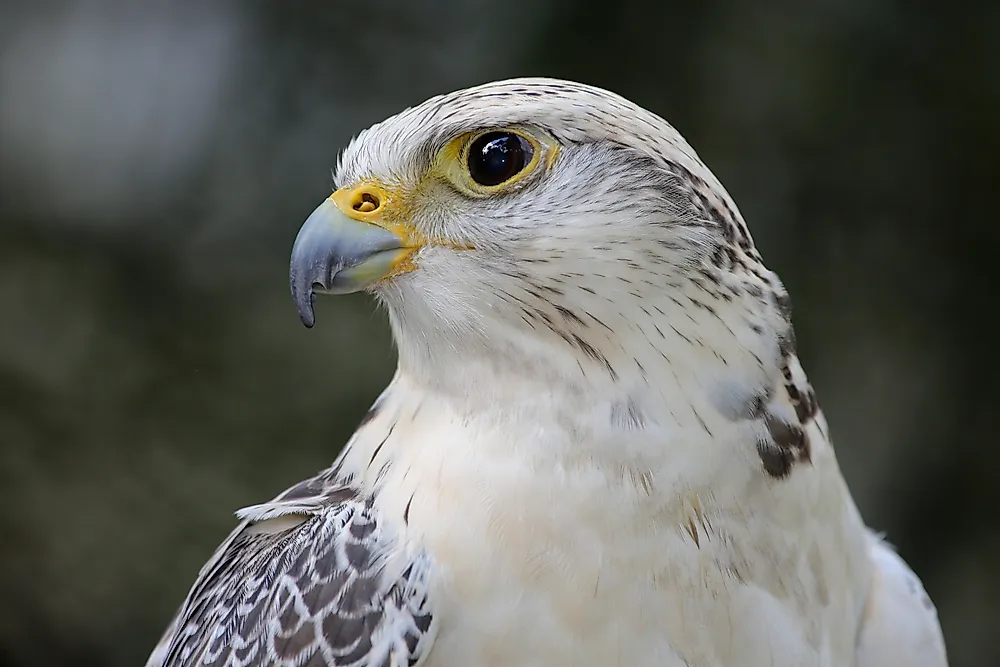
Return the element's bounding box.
[1,1,997,665]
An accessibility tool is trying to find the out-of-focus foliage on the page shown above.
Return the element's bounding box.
[0,1,996,665]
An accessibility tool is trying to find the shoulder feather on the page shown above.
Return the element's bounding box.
[147,477,437,667]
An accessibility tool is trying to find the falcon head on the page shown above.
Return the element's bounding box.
[290,78,791,396]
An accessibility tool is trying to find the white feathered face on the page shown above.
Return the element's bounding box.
[290,79,784,384]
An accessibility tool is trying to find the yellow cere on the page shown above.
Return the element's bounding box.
[329,180,472,268]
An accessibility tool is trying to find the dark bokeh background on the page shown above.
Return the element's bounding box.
[1,1,997,665]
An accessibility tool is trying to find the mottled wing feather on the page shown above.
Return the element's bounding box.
[152,485,435,667]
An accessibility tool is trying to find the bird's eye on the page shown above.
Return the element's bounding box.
[437,128,552,196]
[467,132,534,187]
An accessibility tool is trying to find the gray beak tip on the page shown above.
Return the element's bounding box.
[299,304,316,329]
[290,270,318,328]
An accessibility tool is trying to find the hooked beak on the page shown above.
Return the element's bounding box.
[289,185,415,328]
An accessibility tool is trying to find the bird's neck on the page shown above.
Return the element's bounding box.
[387,279,783,414]
[383,282,786,470]
[348,314,773,523]
[338,279,797,543]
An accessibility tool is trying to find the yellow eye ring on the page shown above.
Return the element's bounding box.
[437,127,556,197]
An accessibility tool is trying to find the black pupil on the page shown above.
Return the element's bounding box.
[468,132,530,186]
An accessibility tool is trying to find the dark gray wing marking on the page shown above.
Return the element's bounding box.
[157,488,435,667]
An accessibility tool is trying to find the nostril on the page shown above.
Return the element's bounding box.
[353,192,380,213]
